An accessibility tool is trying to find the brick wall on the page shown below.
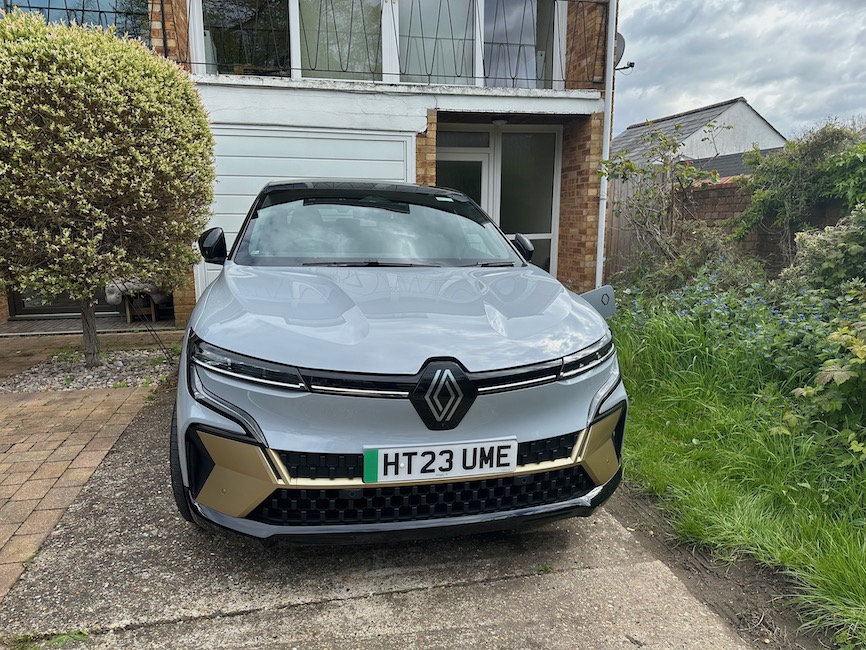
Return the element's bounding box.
[149,0,190,66]
[416,110,438,186]
[690,181,753,240]
[688,182,842,274]
[565,0,608,89]
[557,113,604,292]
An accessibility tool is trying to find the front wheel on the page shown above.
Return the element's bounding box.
[170,403,195,523]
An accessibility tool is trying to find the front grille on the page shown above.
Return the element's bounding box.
[248,465,593,526]
[278,451,364,480]
[277,432,579,480]
[517,431,579,465]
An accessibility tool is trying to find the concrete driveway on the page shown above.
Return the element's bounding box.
[0,389,750,649]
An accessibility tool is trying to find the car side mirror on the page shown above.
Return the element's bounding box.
[514,233,534,261]
[199,227,227,265]
[580,285,616,320]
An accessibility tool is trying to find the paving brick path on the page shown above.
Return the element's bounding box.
[0,387,150,602]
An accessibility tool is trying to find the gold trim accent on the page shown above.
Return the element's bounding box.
[577,407,623,486]
[196,432,284,518]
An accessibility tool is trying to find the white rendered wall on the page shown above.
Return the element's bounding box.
[681,101,787,159]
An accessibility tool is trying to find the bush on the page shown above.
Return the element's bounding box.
[734,122,863,264]
[778,203,866,291]
[783,281,866,468]
[0,10,215,364]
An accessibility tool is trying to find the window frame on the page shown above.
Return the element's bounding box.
[193,0,567,87]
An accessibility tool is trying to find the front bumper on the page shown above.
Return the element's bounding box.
[181,402,626,543]
[191,466,622,544]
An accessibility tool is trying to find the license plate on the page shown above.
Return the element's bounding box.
[363,439,518,483]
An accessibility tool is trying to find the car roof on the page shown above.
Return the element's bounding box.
[260,179,471,201]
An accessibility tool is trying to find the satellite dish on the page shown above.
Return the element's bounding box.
[614,33,626,67]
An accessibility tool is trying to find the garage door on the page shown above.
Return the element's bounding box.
[195,124,415,296]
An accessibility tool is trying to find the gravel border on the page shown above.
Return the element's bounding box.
[0,349,178,393]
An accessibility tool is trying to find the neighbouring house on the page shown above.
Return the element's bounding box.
[1,0,618,327]
[611,97,786,161]
[604,98,787,277]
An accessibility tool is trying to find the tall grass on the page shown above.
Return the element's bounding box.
[614,298,866,646]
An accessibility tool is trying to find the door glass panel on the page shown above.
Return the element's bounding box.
[399,0,476,84]
[299,0,382,80]
[436,160,483,206]
[499,132,555,234]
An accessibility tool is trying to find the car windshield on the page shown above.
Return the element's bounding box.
[232,189,521,267]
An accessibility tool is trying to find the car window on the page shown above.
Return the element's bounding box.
[234,193,518,267]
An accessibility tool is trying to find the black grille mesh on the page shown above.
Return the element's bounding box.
[517,431,579,465]
[248,465,593,526]
[278,451,364,480]
[277,431,579,480]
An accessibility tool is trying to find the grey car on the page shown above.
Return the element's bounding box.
[171,181,626,542]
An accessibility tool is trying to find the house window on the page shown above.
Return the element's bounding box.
[298,0,382,80]
[398,0,475,85]
[484,0,555,88]
[203,0,291,75]
[195,0,568,87]
[5,0,150,43]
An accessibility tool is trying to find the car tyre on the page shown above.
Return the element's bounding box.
[170,403,195,523]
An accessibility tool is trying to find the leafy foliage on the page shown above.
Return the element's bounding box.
[734,122,864,263]
[0,11,215,362]
[784,281,866,468]
[778,203,866,290]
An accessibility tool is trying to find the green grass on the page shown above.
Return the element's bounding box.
[614,308,866,646]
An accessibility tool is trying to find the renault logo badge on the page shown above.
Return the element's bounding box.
[425,369,463,422]
[410,360,477,430]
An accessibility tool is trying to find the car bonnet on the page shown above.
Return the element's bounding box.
[190,262,608,375]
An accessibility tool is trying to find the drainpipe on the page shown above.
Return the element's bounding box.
[595,0,617,288]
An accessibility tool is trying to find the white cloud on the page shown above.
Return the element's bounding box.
[613,0,866,138]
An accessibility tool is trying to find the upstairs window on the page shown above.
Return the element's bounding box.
[5,0,150,43]
[203,0,291,75]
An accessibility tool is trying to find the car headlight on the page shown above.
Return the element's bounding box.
[560,331,614,380]
[587,355,621,420]
[188,334,306,391]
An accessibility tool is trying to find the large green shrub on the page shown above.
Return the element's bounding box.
[778,203,866,290]
[784,280,866,468]
[0,10,215,364]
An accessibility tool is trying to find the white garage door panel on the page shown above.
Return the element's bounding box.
[207,214,248,233]
[216,157,406,180]
[214,176,273,196]
[213,194,260,216]
[215,134,405,161]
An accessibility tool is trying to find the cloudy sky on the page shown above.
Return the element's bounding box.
[613,0,866,139]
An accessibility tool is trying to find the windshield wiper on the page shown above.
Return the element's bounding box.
[302,260,441,267]
[459,261,517,267]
